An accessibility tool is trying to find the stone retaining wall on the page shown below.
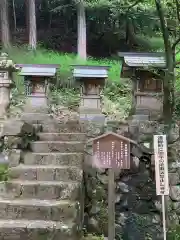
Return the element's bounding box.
[0,120,35,167]
[83,119,180,240]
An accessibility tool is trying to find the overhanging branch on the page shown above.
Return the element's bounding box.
[175,0,180,23]
[127,0,142,11]
[172,37,180,51]
[155,0,172,67]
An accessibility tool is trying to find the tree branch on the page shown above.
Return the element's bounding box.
[175,0,180,23]
[172,37,180,51]
[155,0,172,67]
[127,0,142,11]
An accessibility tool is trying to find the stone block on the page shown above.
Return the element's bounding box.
[0,220,77,240]
[8,149,21,167]
[8,166,37,181]
[4,136,22,149]
[30,141,84,153]
[51,201,77,221]
[0,199,77,221]
[36,167,56,181]
[170,185,180,201]
[38,132,86,142]
[0,120,34,137]
[131,145,143,158]
[169,172,180,185]
[129,120,158,136]
[0,202,8,218]
[23,96,48,114]
[21,113,51,124]
[9,165,83,182]
[23,152,83,167]
[168,123,179,143]
[55,167,83,182]
[42,120,85,133]
[80,113,105,123]
[132,114,149,121]
[0,182,7,198]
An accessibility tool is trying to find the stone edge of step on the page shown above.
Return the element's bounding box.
[30,141,84,144]
[23,152,84,156]
[8,164,82,169]
[6,180,81,185]
[0,198,76,206]
[0,219,75,229]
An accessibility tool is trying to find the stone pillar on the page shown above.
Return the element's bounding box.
[0,53,15,119]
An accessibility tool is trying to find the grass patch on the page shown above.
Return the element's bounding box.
[7,46,121,83]
[135,35,165,51]
[5,46,130,120]
[7,45,179,88]
[0,164,8,181]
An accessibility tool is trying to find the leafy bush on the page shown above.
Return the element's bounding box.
[168,225,180,240]
[174,67,180,118]
[50,88,80,110]
[0,164,8,181]
[82,234,104,240]
[8,45,122,83]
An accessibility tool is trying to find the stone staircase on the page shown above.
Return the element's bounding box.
[0,118,86,240]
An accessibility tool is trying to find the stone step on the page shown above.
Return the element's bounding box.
[135,108,150,115]
[38,132,86,141]
[0,219,76,240]
[0,199,76,221]
[6,180,81,200]
[8,165,83,182]
[30,141,84,153]
[23,152,83,166]
[41,120,86,133]
[131,114,149,121]
[21,113,52,124]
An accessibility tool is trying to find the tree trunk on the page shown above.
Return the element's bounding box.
[25,0,29,43]
[12,0,17,32]
[77,0,87,60]
[28,0,37,50]
[155,0,175,128]
[0,0,11,49]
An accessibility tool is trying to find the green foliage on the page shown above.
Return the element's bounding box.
[6,46,130,120]
[177,53,180,62]
[8,46,121,82]
[174,66,180,118]
[50,88,80,110]
[102,80,131,119]
[9,0,179,58]
[82,234,104,240]
[168,225,180,240]
[135,35,165,51]
[0,164,8,181]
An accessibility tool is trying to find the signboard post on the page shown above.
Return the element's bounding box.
[91,132,134,240]
[153,135,169,240]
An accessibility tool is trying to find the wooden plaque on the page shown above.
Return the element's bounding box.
[92,132,131,169]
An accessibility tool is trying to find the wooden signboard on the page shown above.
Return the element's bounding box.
[153,135,169,240]
[93,133,131,169]
[91,132,135,240]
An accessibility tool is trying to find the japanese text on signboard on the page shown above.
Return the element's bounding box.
[154,135,169,196]
[93,134,130,169]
